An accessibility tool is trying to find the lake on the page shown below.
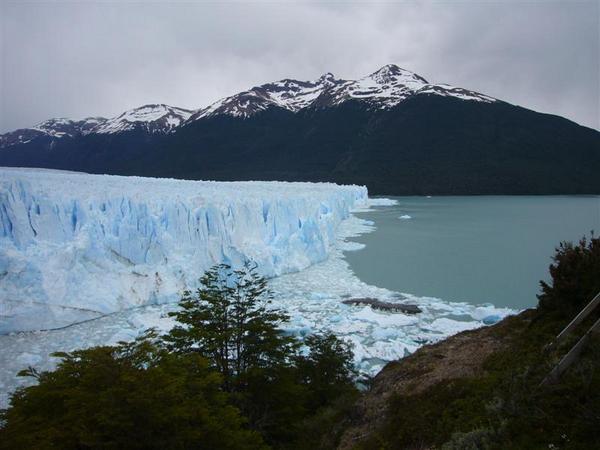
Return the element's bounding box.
[345,196,600,310]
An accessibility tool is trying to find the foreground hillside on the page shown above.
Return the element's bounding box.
[331,236,600,450]
[332,310,598,449]
[1,65,599,195]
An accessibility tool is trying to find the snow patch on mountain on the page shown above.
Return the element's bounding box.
[0,105,192,148]
[416,84,496,102]
[315,64,495,110]
[321,65,428,107]
[0,168,367,333]
[0,117,108,148]
[0,64,498,145]
[94,104,193,134]
[188,64,495,121]
[32,117,109,138]
[189,72,346,120]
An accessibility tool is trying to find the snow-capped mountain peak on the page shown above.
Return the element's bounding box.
[187,64,496,120]
[1,64,498,147]
[94,104,193,134]
[189,73,347,121]
[312,64,495,110]
[368,64,428,85]
[317,72,337,85]
[30,117,109,137]
[0,117,109,148]
[33,118,80,138]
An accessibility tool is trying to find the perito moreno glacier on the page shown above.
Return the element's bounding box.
[0,167,367,333]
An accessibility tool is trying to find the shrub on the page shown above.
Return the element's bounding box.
[165,262,296,393]
[537,234,600,316]
[441,427,502,450]
[1,263,359,449]
[295,333,357,411]
[0,334,265,450]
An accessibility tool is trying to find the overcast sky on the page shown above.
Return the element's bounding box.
[1,0,598,132]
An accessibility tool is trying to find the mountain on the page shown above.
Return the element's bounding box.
[0,104,193,148]
[0,117,106,148]
[1,64,599,194]
[185,64,495,121]
[94,104,193,134]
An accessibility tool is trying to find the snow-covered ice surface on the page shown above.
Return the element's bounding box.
[0,170,514,408]
[0,168,367,333]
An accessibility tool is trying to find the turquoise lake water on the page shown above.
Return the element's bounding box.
[345,196,600,310]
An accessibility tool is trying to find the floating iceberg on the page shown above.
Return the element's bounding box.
[368,198,398,206]
[0,168,367,333]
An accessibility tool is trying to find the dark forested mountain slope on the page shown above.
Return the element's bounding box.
[1,65,598,194]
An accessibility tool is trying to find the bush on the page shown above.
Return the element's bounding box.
[0,263,359,449]
[537,234,600,316]
[441,427,502,450]
[295,333,357,411]
[0,334,265,450]
[165,262,296,393]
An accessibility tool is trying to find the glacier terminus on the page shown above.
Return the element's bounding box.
[0,168,367,333]
[0,168,514,408]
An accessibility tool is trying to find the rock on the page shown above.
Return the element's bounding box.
[482,315,502,325]
[342,298,422,314]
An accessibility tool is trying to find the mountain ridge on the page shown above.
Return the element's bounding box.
[0,64,497,145]
[1,64,598,195]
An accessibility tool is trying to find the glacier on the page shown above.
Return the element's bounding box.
[0,168,515,408]
[0,167,367,333]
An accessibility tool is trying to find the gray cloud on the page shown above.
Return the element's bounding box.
[1,0,598,132]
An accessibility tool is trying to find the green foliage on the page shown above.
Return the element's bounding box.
[238,364,309,446]
[286,391,361,450]
[360,378,493,449]
[441,427,503,450]
[537,234,600,316]
[163,262,360,447]
[0,333,265,450]
[295,333,357,411]
[0,263,359,449]
[243,333,358,447]
[166,262,296,392]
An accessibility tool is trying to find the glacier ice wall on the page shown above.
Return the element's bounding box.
[0,168,367,333]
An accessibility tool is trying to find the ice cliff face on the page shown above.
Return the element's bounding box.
[0,168,367,333]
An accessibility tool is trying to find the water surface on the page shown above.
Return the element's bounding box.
[346,196,600,309]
